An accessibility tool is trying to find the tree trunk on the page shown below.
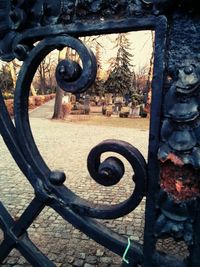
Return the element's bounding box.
[52,49,67,119]
[145,31,154,114]
[8,61,17,89]
[30,84,37,96]
[52,87,64,119]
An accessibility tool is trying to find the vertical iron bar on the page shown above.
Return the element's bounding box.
[143,17,167,267]
[189,201,200,267]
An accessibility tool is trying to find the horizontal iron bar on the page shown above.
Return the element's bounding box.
[14,16,164,47]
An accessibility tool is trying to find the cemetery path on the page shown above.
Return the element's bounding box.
[0,103,187,266]
[29,98,55,119]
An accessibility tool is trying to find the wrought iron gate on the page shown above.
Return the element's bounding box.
[0,1,200,266]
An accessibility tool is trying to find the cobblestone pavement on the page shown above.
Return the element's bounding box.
[0,101,187,266]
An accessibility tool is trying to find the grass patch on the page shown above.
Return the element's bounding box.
[70,115,149,130]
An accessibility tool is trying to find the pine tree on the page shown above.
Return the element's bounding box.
[104,33,135,97]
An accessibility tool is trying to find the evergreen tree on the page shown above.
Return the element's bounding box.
[104,33,135,97]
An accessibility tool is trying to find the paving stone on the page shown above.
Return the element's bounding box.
[0,100,188,266]
[68,257,74,264]
[96,249,104,257]
[73,259,84,266]
[85,256,97,264]
[99,257,112,264]
[6,258,18,265]
[84,264,95,267]
[78,253,86,260]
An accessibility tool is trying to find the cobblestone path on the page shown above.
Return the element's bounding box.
[0,101,187,266]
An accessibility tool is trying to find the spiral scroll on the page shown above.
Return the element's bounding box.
[13,36,96,181]
[0,8,187,265]
[11,34,147,222]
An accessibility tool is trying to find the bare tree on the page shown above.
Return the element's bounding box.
[36,54,56,94]
[12,59,37,96]
[8,61,17,89]
[146,31,155,112]
[52,36,103,119]
[135,65,148,93]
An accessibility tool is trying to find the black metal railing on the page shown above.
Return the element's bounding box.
[0,1,200,266]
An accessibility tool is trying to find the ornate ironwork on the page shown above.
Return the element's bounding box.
[0,0,200,266]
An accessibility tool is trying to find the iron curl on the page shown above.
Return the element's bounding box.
[72,139,147,219]
[14,35,97,180]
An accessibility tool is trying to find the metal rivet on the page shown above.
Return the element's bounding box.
[49,171,66,186]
